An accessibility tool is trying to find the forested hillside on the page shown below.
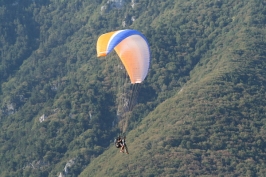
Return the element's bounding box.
[1,0,266,176]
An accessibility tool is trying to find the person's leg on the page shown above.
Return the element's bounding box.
[120,145,124,153]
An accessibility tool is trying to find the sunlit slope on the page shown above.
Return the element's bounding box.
[80,14,266,177]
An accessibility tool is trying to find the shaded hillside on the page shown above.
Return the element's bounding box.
[0,0,266,176]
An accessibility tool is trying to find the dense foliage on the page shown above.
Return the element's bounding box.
[1,0,266,176]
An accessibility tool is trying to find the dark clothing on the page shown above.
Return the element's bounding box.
[114,137,122,148]
[114,136,129,154]
[114,137,125,148]
[115,141,122,148]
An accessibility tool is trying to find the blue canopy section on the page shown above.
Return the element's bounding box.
[106,29,149,54]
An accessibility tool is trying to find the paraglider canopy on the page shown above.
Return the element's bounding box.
[96,29,150,84]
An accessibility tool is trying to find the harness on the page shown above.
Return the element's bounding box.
[114,138,121,148]
[115,142,122,148]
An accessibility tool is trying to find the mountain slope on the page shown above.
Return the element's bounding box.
[0,0,266,176]
[80,1,266,176]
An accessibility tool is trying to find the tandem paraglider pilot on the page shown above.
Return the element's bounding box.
[114,136,129,154]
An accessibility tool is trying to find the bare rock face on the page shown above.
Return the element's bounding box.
[101,0,125,14]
